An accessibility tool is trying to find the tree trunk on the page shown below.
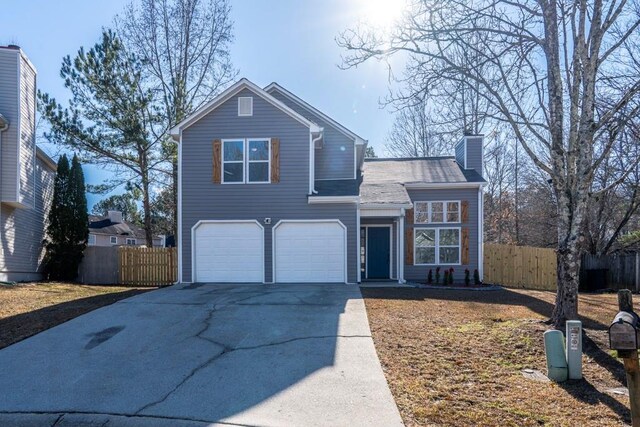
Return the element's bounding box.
[552,243,581,327]
[142,174,153,247]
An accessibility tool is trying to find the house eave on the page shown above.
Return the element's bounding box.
[307,196,360,204]
[404,182,485,190]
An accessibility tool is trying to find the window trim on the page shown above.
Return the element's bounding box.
[126,238,136,246]
[221,138,271,184]
[110,236,118,245]
[88,234,96,246]
[413,227,461,266]
[414,200,461,224]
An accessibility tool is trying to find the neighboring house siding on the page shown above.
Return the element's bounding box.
[89,233,162,247]
[268,89,355,180]
[361,217,397,279]
[181,88,358,283]
[405,188,480,282]
[19,56,36,207]
[0,49,19,202]
[0,157,55,281]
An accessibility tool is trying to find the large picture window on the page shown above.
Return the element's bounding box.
[222,138,270,184]
[414,228,461,265]
[414,201,460,224]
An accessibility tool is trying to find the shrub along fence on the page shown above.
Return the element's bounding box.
[79,246,177,286]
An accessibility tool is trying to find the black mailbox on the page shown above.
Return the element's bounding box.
[609,311,640,351]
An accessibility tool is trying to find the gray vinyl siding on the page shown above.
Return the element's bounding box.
[180,88,358,283]
[268,89,355,180]
[361,217,397,279]
[19,56,36,206]
[455,140,465,168]
[0,49,19,202]
[0,157,55,281]
[89,233,163,247]
[465,137,483,177]
[405,188,481,283]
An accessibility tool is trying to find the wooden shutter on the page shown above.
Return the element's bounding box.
[405,227,413,265]
[405,207,414,265]
[461,200,469,223]
[271,138,280,183]
[461,227,469,265]
[406,208,414,225]
[212,139,222,184]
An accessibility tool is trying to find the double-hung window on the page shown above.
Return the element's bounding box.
[222,139,270,184]
[414,228,461,265]
[126,238,136,246]
[414,201,460,224]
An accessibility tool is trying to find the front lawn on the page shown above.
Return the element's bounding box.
[0,282,154,349]
[362,287,636,427]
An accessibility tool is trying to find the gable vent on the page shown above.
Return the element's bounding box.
[238,96,253,116]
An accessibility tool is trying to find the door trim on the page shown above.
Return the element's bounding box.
[191,220,265,283]
[272,219,348,284]
[362,224,393,280]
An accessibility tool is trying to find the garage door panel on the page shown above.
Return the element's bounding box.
[194,222,263,283]
[274,221,346,283]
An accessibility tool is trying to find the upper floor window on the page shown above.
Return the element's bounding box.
[222,139,270,184]
[110,236,118,245]
[414,201,460,224]
[88,234,96,246]
[126,238,136,246]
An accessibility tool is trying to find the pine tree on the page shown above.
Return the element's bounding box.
[44,154,88,280]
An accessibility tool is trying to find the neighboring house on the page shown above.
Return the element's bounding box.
[171,78,485,284]
[0,45,56,282]
[88,210,165,247]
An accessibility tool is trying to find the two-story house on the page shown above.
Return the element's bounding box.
[171,78,485,284]
[88,210,165,247]
[0,45,56,282]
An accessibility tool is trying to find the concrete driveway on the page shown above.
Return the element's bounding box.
[0,283,403,427]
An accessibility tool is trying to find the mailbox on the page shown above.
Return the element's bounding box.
[609,311,640,351]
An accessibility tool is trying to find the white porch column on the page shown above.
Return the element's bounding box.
[356,206,361,283]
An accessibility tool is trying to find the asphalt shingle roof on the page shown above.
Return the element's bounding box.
[360,157,485,205]
[88,215,146,239]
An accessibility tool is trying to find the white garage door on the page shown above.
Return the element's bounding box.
[274,221,346,283]
[194,221,263,282]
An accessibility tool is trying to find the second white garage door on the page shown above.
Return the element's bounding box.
[193,221,264,283]
[273,220,346,283]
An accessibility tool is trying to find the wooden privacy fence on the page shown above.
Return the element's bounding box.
[581,253,640,291]
[484,244,557,290]
[119,247,177,286]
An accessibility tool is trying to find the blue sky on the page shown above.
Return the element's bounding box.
[2,0,404,208]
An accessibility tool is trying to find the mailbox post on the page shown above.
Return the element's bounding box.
[609,290,640,427]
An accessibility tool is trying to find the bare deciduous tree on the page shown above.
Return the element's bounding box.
[386,96,452,157]
[339,0,640,326]
[117,0,237,237]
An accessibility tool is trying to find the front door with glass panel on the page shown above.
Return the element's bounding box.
[366,227,391,279]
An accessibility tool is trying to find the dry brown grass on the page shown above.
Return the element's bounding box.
[362,287,637,427]
[0,282,153,349]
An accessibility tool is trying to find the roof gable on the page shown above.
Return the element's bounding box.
[170,78,322,140]
[265,83,366,145]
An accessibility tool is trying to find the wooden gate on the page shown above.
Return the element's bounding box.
[119,247,177,286]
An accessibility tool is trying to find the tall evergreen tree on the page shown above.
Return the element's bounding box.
[44,154,88,280]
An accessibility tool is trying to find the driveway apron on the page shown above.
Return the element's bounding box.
[0,283,403,426]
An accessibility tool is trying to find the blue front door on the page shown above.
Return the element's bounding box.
[367,227,390,279]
